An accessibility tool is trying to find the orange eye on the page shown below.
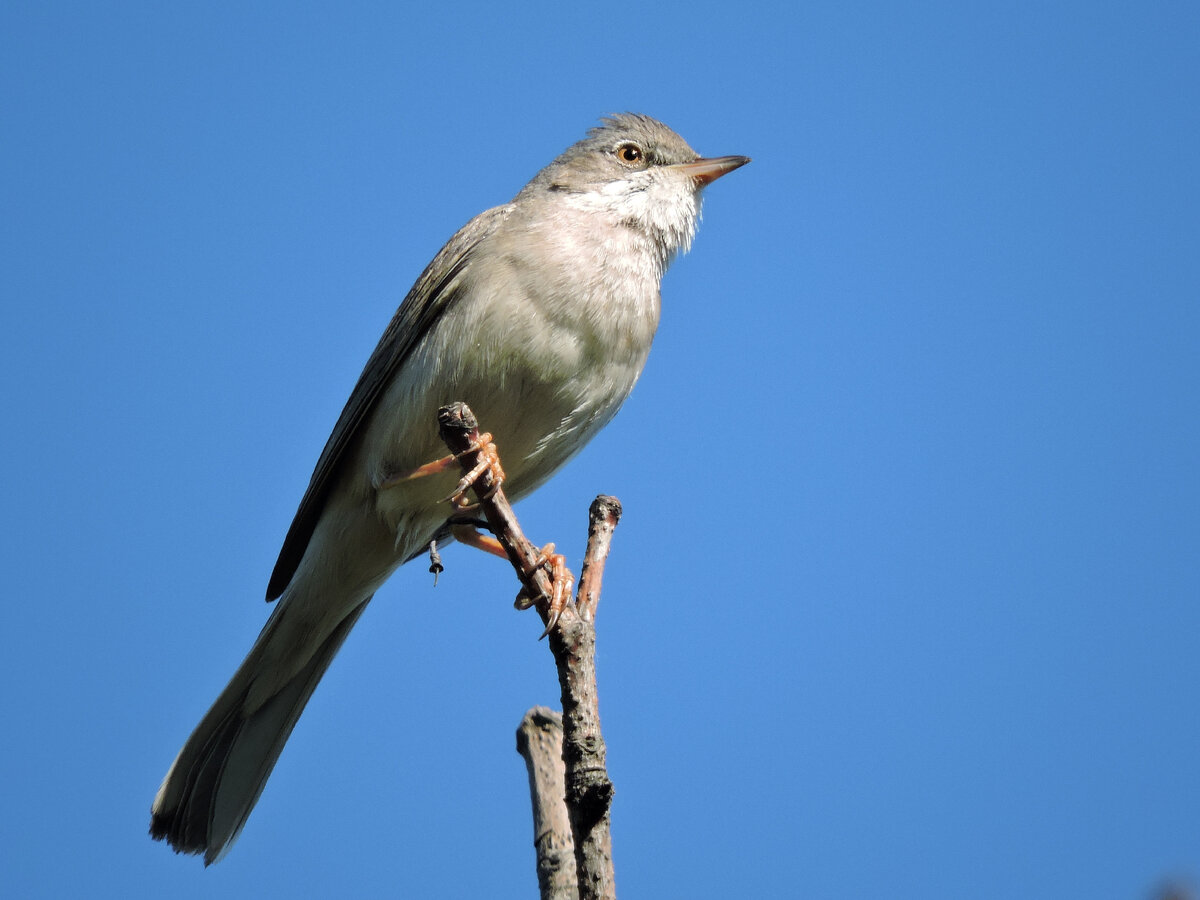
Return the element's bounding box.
[616,143,643,164]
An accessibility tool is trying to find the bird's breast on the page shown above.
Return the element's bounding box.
[364,212,662,534]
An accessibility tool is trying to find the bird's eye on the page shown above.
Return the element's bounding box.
[615,143,644,164]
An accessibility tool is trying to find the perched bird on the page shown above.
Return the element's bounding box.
[150,113,748,863]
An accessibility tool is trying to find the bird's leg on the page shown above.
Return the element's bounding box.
[449,521,509,561]
[435,405,576,634]
[378,432,506,500]
[388,454,458,484]
[451,528,576,619]
[452,520,573,631]
[449,526,574,630]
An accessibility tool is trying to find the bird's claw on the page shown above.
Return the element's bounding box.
[513,543,574,637]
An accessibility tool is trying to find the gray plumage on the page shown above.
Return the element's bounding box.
[150,113,748,863]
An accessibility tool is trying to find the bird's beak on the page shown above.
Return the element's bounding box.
[671,155,751,186]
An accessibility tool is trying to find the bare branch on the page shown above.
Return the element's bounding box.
[516,708,578,900]
[547,610,614,899]
[575,496,621,623]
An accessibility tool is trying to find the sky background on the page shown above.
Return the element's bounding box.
[3,2,1198,898]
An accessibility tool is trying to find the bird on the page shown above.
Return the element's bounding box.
[149,113,748,863]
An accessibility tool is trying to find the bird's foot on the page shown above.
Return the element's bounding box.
[444,432,505,508]
[515,543,575,633]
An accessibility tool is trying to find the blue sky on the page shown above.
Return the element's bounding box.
[3,2,1198,897]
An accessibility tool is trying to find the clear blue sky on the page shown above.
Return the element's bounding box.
[3,2,1198,897]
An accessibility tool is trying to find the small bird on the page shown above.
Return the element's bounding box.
[150,113,748,863]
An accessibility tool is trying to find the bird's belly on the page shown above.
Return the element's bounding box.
[363,312,651,547]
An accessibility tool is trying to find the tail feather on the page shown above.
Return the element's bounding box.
[150,598,370,864]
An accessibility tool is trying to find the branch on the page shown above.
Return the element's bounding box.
[547,498,619,900]
[437,403,619,900]
[516,708,577,900]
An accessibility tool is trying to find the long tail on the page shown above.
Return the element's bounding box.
[149,596,371,865]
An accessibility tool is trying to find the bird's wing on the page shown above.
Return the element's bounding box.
[265,204,512,600]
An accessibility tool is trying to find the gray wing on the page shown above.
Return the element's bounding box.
[265,204,512,600]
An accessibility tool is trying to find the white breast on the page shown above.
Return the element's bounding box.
[363,202,662,548]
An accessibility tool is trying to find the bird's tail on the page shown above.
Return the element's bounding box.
[149,596,371,865]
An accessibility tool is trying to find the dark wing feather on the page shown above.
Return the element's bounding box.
[265,205,510,600]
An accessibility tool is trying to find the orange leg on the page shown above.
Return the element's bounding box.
[378,432,506,503]
[449,522,508,560]
[450,526,572,629]
[408,430,571,631]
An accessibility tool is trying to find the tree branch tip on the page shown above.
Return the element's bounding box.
[589,494,623,522]
[436,401,477,437]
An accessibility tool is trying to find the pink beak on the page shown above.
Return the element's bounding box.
[670,155,751,186]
